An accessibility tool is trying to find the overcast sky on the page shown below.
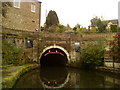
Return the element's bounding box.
[39,0,120,28]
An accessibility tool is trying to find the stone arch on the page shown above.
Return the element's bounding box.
[39,45,70,66]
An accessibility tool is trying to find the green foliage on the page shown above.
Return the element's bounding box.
[75,23,81,28]
[118,27,120,31]
[56,24,66,33]
[109,32,120,61]
[45,24,66,33]
[73,23,81,32]
[73,27,77,31]
[76,27,98,34]
[79,27,87,31]
[67,24,70,28]
[2,40,23,65]
[90,27,98,33]
[46,25,56,33]
[80,42,105,69]
[90,17,107,32]
[45,10,59,28]
[64,30,75,34]
[2,64,39,88]
[110,25,118,32]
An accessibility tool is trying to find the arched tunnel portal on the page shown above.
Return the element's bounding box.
[40,46,70,67]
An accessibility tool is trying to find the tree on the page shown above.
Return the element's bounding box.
[75,23,81,28]
[67,24,70,28]
[91,17,107,32]
[45,10,59,28]
[73,27,77,31]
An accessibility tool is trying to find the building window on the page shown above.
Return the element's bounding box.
[14,0,20,8]
[31,4,35,12]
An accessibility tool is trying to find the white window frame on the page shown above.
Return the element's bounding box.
[31,4,36,12]
[14,0,20,8]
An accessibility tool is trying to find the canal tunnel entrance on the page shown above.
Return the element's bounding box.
[40,47,69,67]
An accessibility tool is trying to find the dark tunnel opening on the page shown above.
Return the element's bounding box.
[40,48,68,67]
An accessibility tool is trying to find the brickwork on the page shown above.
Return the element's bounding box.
[2,0,41,31]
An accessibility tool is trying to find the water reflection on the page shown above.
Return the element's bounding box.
[40,67,69,88]
[13,67,120,88]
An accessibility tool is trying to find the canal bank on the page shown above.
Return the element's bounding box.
[2,64,39,88]
[1,63,120,89]
[13,67,120,88]
[68,62,120,75]
[96,66,120,75]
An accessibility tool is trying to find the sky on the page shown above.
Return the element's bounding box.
[39,0,120,28]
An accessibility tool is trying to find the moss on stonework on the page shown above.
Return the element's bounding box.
[2,64,39,89]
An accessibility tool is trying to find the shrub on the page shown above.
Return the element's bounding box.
[2,40,23,65]
[64,30,75,34]
[45,24,66,33]
[47,25,57,33]
[109,32,120,62]
[80,42,105,69]
[118,27,120,31]
[110,25,118,32]
[56,24,66,33]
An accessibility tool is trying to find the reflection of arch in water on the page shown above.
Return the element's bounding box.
[40,67,70,89]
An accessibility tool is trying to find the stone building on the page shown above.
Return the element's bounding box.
[105,19,118,25]
[103,19,118,30]
[2,0,42,31]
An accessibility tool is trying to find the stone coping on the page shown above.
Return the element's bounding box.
[96,66,120,75]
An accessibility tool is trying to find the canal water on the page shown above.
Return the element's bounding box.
[13,67,120,89]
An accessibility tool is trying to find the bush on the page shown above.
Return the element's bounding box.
[2,40,23,65]
[45,24,66,33]
[80,42,105,69]
[110,25,118,32]
[118,27,120,31]
[56,24,66,33]
[47,25,57,33]
[109,32,120,62]
[65,30,75,34]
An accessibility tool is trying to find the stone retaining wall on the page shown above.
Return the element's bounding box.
[105,62,120,69]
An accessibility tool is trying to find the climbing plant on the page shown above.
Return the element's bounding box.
[109,32,120,62]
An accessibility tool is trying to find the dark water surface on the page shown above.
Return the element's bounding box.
[13,67,120,89]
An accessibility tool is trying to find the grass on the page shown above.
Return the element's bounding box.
[0,64,13,68]
[2,64,39,88]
